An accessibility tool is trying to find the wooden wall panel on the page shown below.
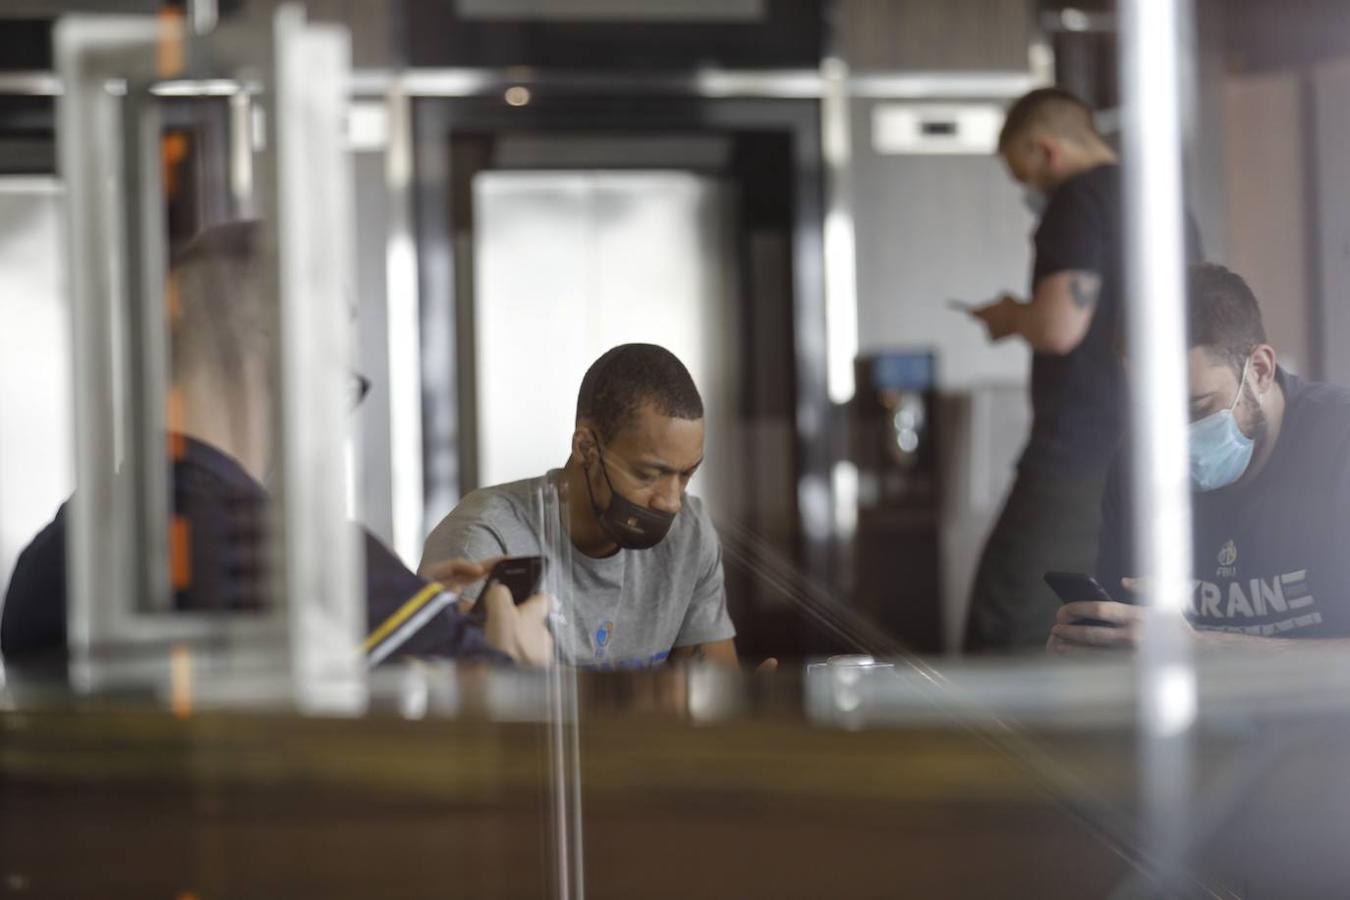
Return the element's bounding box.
[1223,71,1313,375]
[836,0,1032,72]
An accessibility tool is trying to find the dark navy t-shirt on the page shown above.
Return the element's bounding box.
[1023,163,1203,474]
[1097,371,1350,637]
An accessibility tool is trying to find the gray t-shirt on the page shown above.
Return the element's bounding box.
[419,471,735,667]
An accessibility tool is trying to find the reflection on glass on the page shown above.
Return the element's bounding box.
[8,4,1350,899]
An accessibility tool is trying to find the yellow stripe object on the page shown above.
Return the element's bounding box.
[363,582,447,653]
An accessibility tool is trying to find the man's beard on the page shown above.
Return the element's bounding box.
[1240,381,1269,447]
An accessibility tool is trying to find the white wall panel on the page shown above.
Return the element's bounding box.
[472,171,737,512]
[0,182,73,602]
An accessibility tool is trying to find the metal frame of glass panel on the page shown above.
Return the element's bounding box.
[56,6,363,708]
[537,479,584,900]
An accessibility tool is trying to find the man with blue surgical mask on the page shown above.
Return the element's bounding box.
[1051,264,1350,650]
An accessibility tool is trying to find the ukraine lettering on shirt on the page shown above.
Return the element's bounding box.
[1188,569,1323,636]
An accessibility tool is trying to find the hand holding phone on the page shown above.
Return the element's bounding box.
[487,556,546,605]
[1043,571,1118,628]
[468,556,546,624]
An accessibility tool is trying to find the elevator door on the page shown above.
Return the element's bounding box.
[471,170,739,518]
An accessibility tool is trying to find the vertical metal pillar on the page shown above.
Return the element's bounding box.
[1119,0,1198,888]
[384,83,426,566]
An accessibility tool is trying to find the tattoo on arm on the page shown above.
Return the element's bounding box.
[1069,273,1101,311]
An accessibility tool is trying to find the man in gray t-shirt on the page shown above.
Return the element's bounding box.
[419,344,737,668]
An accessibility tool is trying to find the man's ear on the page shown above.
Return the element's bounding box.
[1031,134,1057,167]
[1250,344,1279,393]
[571,425,597,466]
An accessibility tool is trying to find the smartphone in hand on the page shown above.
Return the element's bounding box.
[1043,571,1118,628]
[488,556,546,605]
[468,556,546,623]
[946,298,979,314]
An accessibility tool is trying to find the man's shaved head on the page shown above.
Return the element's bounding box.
[998,87,1100,153]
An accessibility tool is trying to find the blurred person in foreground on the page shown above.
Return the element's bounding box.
[1051,264,1350,651]
[421,344,761,670]
[962,87,1203,652]
[0,221,550,668]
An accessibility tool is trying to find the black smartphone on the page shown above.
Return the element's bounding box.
[468,556,546,624]
[946,298,978,314]
[487,556,546,606]
[1043,571,1117,628]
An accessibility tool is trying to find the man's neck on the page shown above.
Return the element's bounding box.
[174,371,269,483]
[1052,143,1118,190]
[562,458,621,559]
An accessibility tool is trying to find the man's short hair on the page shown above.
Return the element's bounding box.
[576,344,704,442]
[998,87,1100,152]
[169,219,270,381]
[1187,264,1268,372]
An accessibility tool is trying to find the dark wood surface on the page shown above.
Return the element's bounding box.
[0,703,1140,898]
[5,672,1350,898]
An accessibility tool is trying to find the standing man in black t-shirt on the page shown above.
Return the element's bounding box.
[962,88,1200,652]
[1052,265,1350,650]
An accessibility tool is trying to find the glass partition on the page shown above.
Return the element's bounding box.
[5,0,1350,897]
[54,6,361,705]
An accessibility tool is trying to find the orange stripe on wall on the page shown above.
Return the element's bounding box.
[167,387,186,460]
[171,516,192,591]
[156,8,184,78]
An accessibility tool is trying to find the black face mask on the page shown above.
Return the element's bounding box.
[583,433,677,551]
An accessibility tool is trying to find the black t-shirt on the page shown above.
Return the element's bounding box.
[1024,163,1202,474]
[0,436,503,663]
[1097,371,1350,637]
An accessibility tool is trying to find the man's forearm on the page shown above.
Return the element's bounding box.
[1010,300,1062,352]
[670,639,738,665]
[1009,299,1036,345]
[1012,271,1099,354]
